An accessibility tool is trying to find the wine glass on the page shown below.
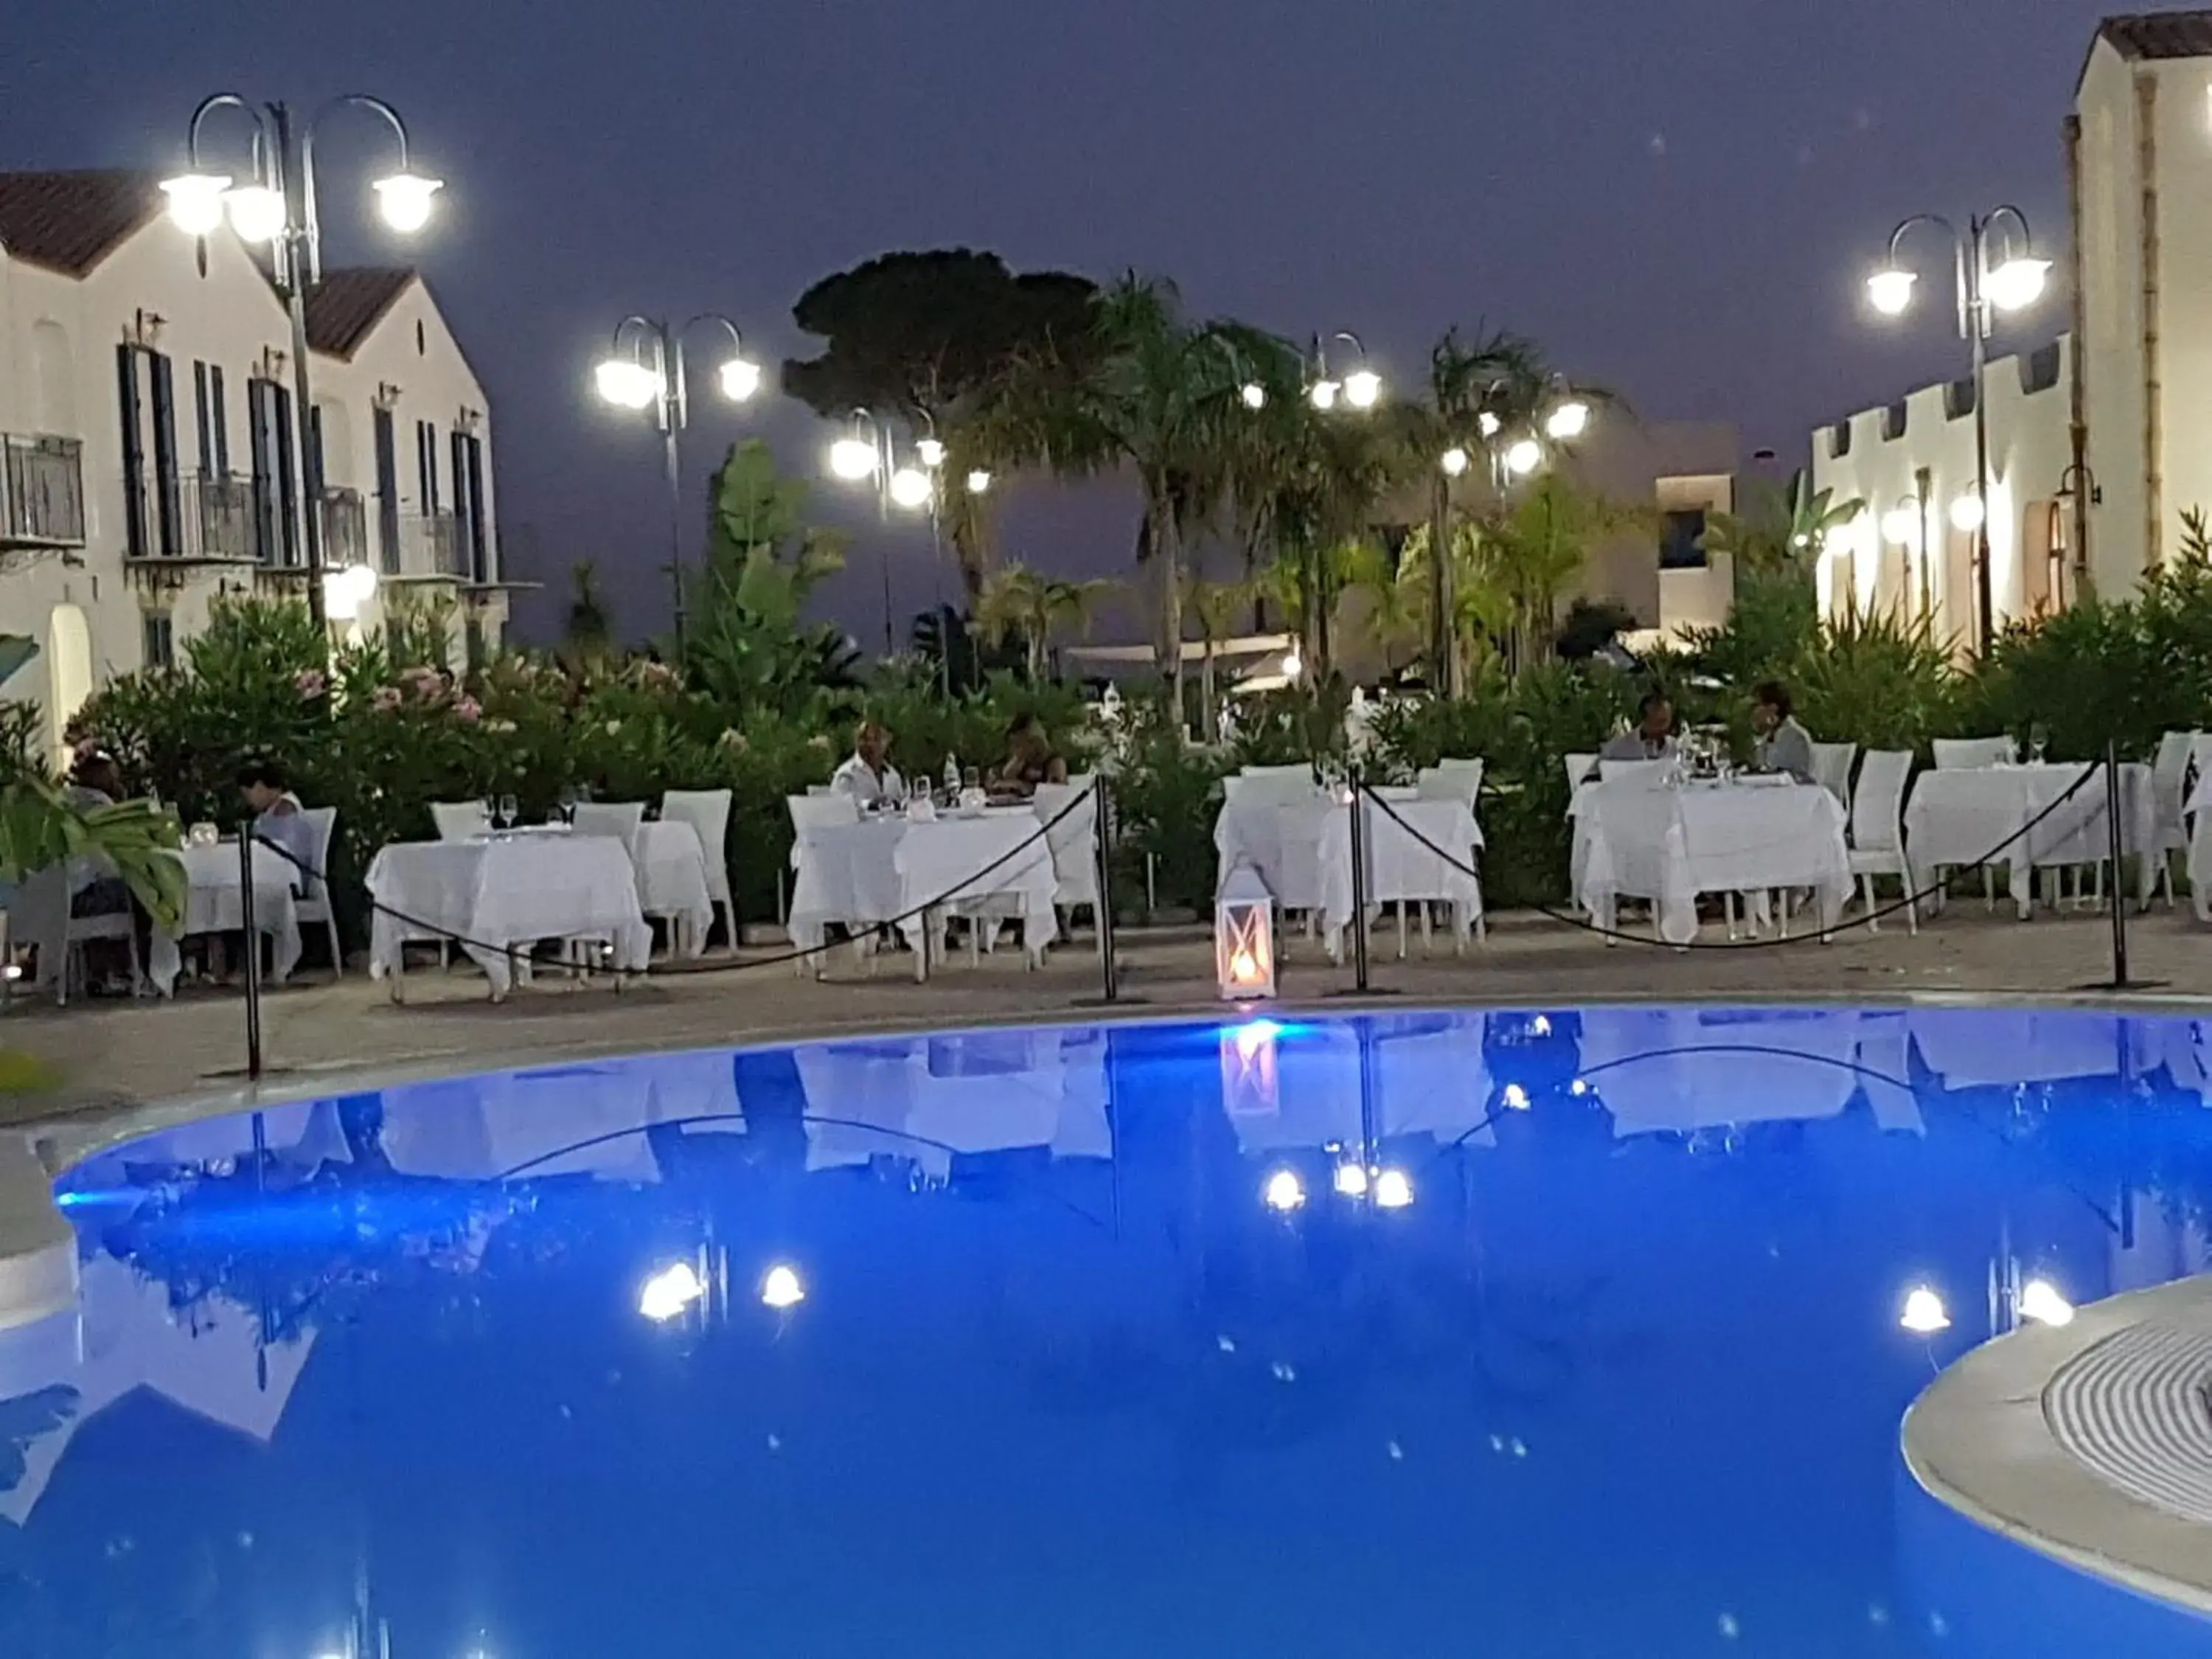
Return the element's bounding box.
[482,794,501,831]
[558,785,578,824]
[499,793,519,830]
[2028,723,2049,765]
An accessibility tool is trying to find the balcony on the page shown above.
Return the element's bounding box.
[1,434,86,549]
[316,487,369,571]
[124,473,260,565]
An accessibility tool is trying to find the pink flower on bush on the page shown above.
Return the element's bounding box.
[293,668,327,699]
[372,685,403,712]
[633,660,679,689]
[402,664,445,700]
[452,695,482,724]
[807,734,832,752]
[717,728,748,752]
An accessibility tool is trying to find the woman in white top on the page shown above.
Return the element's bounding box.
[830,720,904,806]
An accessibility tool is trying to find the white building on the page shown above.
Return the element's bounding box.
[1813,12,2212,644]
[0,169,504,759]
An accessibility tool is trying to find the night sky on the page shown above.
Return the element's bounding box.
[1,0,2124,644]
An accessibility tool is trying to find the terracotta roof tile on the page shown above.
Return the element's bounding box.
[0,170,161,275]
[303,267,416,358]
[2098,10,2212,61]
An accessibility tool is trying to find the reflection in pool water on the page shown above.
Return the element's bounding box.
[4,1006,2212,1656]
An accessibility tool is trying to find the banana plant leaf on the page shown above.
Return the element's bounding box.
[0,776,186,933]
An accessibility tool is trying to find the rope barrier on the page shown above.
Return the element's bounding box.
[1358,761,2115,951]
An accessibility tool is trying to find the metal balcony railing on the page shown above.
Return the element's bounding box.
[125,473,260,563]
[316,487,369,571]
[394,511,465,579]
[1,434,86,548]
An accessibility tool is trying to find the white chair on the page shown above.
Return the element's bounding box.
[291,806,344,975]
[1848,750,1919,935]
[571,801,647,857]
[2149,731,2195,908]
[1563,753,1599,794]
[430,801,490,841]
[1237,764,1320,808]
[1404,760,1484,947]
[1416,758,1484,810]
[1809,742,1857,813]
[661,788,734,948]
[1033,778,1103,954]
[1598,758,1671,789]
[1933,737,2013,769]
[785,792,861,977]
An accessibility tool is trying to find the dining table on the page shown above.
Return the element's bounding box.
[146,840,305,996]
[1214,790,1483,961]
[1905,761,2156,918]
[787,803,1060,980]
[364,830,653,999]
[1568,774,1853,946]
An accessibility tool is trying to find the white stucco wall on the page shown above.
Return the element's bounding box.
[0,209,502,734]
[1810,338,2074,647]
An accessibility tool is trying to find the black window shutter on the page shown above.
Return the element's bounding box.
[449,430,473,578]
[416,420,439,513]
[464,435,489,583]
[116,345,147,558]
[193,361,213,477]
[209,366,230,475]
[248,379,279,564]
[373,408,400,574]
[150,352,181,558]
[273,383,299,567]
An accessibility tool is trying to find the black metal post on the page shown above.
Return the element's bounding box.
[239,830,263,1081]
[2106,740,2130,987]
[1348,779,1371,993]
[1093,777,1118,1003]
[1071,776,1141,1008]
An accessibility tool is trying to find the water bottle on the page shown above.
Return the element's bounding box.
[942,752,960,800]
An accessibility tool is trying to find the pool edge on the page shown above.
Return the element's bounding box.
[1902,1274,2212,1618]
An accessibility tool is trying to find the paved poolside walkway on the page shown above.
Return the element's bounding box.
[1,905,2205,1129]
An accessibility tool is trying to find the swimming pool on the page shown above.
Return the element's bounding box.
[4,1005,2211,1656]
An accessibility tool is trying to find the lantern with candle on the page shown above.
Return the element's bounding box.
[1216,863,1277,999]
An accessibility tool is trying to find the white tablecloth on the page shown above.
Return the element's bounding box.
[1906,763,2155,917]
[1215,793,1485,957]
[147,842,305,995]
[2186,772,2212,921]
[365,835,653,995]
[1570,778,1852,945]
[631,820,714,956]
[788,808,1060,962]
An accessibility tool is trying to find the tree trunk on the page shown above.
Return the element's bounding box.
[1201,643,1218,742]
[1153,512,1186,724]
[1428,474,1455,697]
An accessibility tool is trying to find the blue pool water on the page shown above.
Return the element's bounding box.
[5,1005,2212,1657]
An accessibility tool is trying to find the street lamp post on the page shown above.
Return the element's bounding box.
[825,410,986,667]
[593,315,761,663]
[1866,208,2051,655]
[164,94,444,634]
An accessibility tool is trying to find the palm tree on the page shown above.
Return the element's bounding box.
[1006,276,1298,709]
[1474,473,1650,668]
[1385,328,1576,693]
[1181,571,1259,740]
[975,563,1119,681]
[1703,474,1864,576]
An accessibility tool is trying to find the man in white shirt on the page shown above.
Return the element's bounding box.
[831,720,904,806]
